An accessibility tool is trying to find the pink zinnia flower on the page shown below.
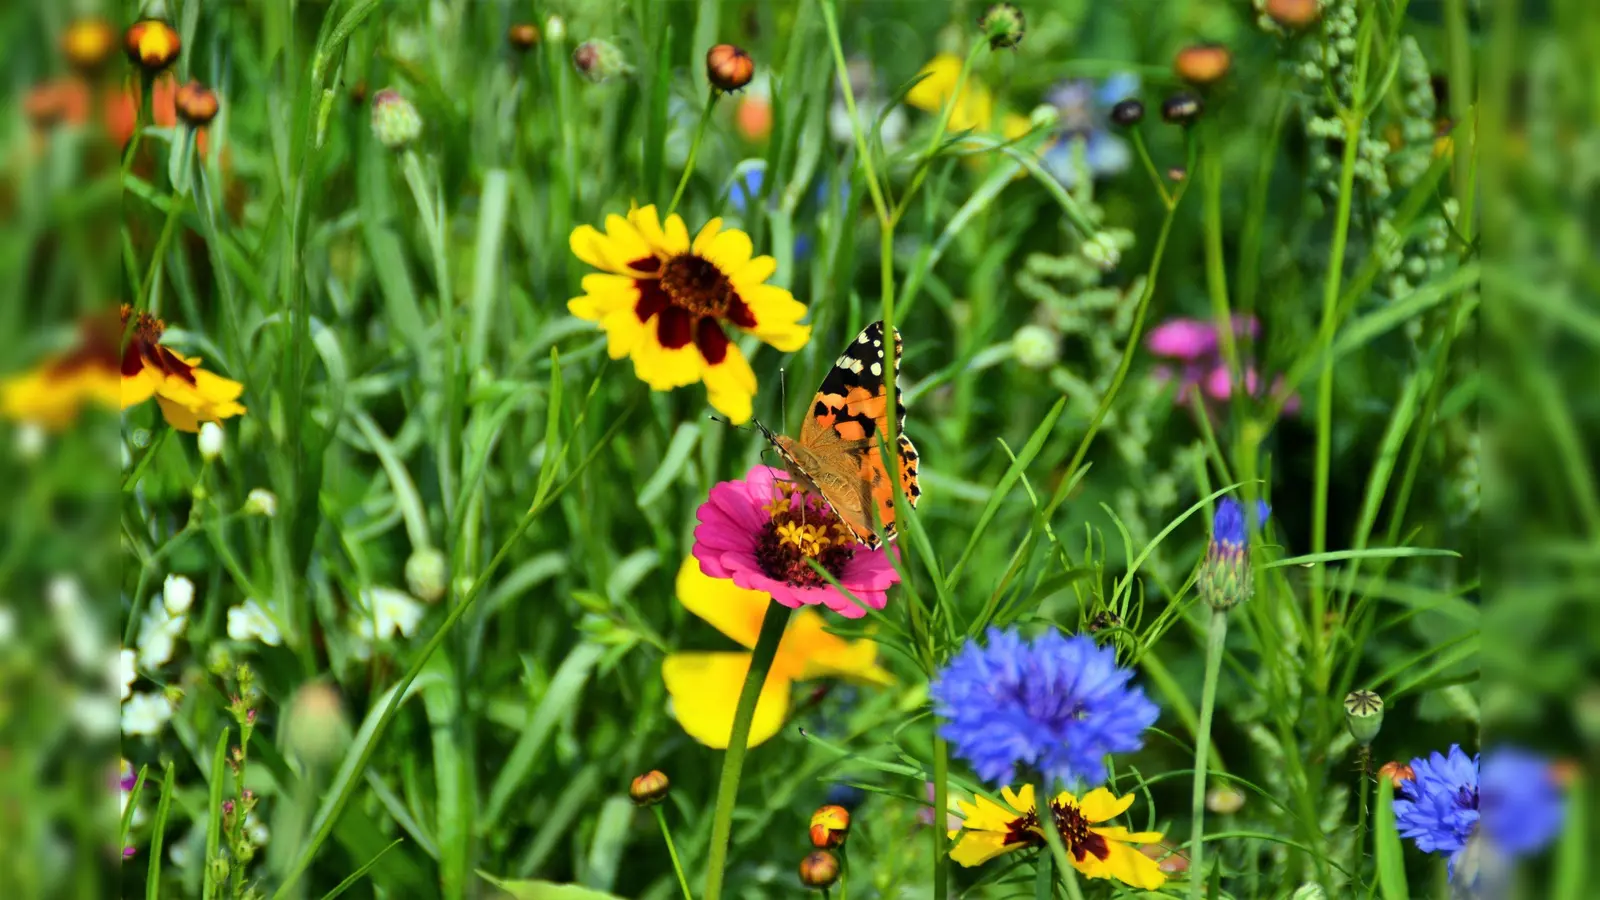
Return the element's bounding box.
[693,465,898,618]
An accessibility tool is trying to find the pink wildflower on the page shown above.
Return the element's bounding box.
[692,464,898,618]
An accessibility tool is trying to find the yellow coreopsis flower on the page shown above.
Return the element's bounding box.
[567,204,810,424]
[948,783,1169,890]
[661,556,891,748]
[1,305,245,432]
[906,53,1034,146]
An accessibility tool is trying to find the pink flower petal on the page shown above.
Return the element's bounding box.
[1146,318,1217,360]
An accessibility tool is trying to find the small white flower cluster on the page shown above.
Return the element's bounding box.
[227,598,283,646]
[350,586,426,660]
[120,574,197,738]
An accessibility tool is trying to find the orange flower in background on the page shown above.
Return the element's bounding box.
[1,306,246,432]
[124,19,181,73]
[660,557,891,748]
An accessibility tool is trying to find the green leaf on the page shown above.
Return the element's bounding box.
[477,873,627,900]
[1374,778,1411,900]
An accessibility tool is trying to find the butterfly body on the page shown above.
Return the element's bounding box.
[764,321,921,550]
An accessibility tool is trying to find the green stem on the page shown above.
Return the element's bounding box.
[1187,607,1229,900]
[932,737,949,900]
[667,98,718,218]
[1128,127,1171,208]
[652,805,692,900]
[1309,114,1362,696]
[138,190,189,308]
[891,38,987,227]
[1033,772,1084,900]
[702,601,794,900]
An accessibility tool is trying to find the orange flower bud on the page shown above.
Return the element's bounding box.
[508,23,540,51]
[1378,761,1415,788]
[1175,44,1232,86]
[124,19,181,73]
[174,81,219,126]
[629,770,670,806]
[808,804,851,848]
[706,44,754,92]
[63,17,117,74]
[1266,0,1321,29]
[798,850,840,889]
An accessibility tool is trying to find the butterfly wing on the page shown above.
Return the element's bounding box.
[796,321,921,549]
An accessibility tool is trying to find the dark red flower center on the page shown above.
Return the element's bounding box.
[94,304,196,384]
[754,483,856,588]
[1000,799,1111,863]
[628,253,758,365]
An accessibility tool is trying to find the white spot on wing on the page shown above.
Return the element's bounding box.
[870,362,882,376]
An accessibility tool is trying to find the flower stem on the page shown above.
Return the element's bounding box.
[1033,772,1084,900]
[931,736,950,900]
[1187,606,1229,900]
[667,97,718,218]
[702,600,793,900]
[652,805,692,900]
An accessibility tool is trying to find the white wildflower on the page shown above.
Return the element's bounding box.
[118,648,136,700]
[49,576,101,670]
[121,691,174,737]
[162,575,195,616]
[354,586,425,643]
[14,422,45,460]
[197,422,225,460]
[244,488,278,518]
[227,600,283,647]
[74,692,120,737]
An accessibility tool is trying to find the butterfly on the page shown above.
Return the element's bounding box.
[757,321,921,550]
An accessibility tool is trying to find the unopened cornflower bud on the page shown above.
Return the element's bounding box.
[1110,98,1145,127]
[1199,497,1268,610]
[286,681,351,766]
[63,17,116,74]
[1161,91,1204,126]
[629,770,670,806]
[174,80,220,126]
[1175,44,1232,86]
[405,547,449,603]
[1012,325,1060,370]
[798,850,841,889]
[1378,761,1414,788]
[978,3,1027,50]
[1343,689,1384,745]
[573,39,630,84]
[1266,0,1321,29]
[244,488,277,518]
[124,19,181,73]
[370,89,422,149]
[197,422,224,460]
[508,23,540,51]
[705,44,754,92]
[809,804,851,848]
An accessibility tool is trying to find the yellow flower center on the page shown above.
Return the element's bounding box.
[755,481,856,587]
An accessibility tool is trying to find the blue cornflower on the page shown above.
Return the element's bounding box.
[929,627,1159,789]
[1393,744,1480,875]
[1479,747,1565,857]
[1212,497,1270,551]
[1201,497,1269,609]
[729,168,766,215]
[1041,73,1139,189]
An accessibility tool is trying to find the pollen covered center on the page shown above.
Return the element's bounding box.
[755,484,856,587]
[660,255,736,318]
[1000,800,1111,863]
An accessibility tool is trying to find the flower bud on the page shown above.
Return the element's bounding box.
[174,80,220,126]
[798,850,840,889]
[207,856,229,886]
[808,804,851,848]
[1175,44,1232,86]
[1088,610,1121,632]
[244,488,278,518]
[1266,0,1321,29]
[630,770,671,806]
[1012,325,1060,370]
[1343,690,1384,745]
[63,18,117,75]
[1200,498,1267,610]
[1205,785,1245,814]
[978,3,1027,50]
[163,574,195,616]
[545,16,566,43]
[574,39,630,84]
[1378,761,1414,788]
[124,19,181,73]
[285,682,351,766]
[1110,98,1145,127]
[371,89,422,149]
[197,421,225,460]
[508,23,540,52]
[1161,91,1204,126]
[705,44,754,92]
[405,547,449,603]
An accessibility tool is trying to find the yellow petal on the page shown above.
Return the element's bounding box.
[190,367,244,404]
[1002,784,1036,815]
[691,217,725,255]
[783,610,892,686]
[734,254,777,286]
[661,651,791,749]
[1001,112,1034,142]
[701,342,757,425]
[569,224,621,273]
[1,367,83,429]
[156,394,202,432]
[122,368,159,408]
[1094,826,1165,843]
[1078,787,1135,824]
[631,329,703,391]
[675,555,769,650]
[949,831,1020,868]
[906,54,964,113]
[1074,831,1169,890]
[954,791,1025,834]
[699,228,755,275]
[569,274,640,320]
[596,306,648,360]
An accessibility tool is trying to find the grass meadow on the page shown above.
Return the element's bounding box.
[2,0,1597,898]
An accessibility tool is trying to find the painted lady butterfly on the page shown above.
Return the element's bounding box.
[759,321,921,550]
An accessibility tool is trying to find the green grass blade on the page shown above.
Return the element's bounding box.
[317,839,405,900]
[1373,778,1410,900]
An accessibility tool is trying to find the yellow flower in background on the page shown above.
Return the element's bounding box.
[906,53,1033,145]
[567,205,810,424]
[948,783,1168,890]
[661,556,891,748]
[2,305,246,433]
